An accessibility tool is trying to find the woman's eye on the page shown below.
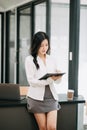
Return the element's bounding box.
[40,45,43,47]
[40,44,48,47]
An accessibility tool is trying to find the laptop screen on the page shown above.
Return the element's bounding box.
[0,83,25,101]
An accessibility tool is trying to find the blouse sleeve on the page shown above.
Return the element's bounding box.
[25,56,54,87]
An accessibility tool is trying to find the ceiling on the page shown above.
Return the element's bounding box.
[0,0,87,12]
[0,0,32,12]
[0,0,70,12]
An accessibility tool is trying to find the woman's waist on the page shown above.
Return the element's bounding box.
[27,86,45,100]
[27,85,58,100]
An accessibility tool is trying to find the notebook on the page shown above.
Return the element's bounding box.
[0,83,26,101]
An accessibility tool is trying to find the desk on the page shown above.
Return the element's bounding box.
[58,94,85,130]
[0,94,85,130]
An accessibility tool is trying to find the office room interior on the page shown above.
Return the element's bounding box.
[0,0,87,130]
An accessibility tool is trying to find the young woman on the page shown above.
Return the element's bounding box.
[25,31,62,130]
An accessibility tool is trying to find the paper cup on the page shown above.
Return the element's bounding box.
[67,89,74,100]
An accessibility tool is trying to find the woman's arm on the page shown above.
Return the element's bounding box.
[25,57,54,87]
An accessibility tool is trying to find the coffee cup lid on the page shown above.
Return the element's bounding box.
[67,89,74,92]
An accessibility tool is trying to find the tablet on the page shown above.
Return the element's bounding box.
[39,72,66,80]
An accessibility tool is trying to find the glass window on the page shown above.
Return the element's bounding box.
[19,8,31,85]
[8,10,15,83]
[34,2,46,33]
[78,1,87,100]
[0,14,1,82]
[51,1,70,94]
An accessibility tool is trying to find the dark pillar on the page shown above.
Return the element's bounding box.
[69,0,80,96]
[46,0,51,38]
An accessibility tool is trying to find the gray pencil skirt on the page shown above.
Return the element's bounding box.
[27,85,61,113]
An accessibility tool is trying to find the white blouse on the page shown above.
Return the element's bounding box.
[25,54,61,101]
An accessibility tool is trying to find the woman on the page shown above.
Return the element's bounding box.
[25,31,62,130]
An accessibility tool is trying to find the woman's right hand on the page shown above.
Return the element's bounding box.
[50,75,62,81]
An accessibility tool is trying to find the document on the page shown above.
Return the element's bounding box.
[39,72,66,80]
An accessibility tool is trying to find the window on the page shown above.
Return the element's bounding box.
[78,1,87,100]
[0,14,1,82]
[34,2,46,33]
[18,7,31,85]
[8,10,15,83]
[51,1,70,94]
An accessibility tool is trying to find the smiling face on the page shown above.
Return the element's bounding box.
[38,39,49,57]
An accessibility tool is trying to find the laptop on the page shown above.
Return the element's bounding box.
[0,83,26,101]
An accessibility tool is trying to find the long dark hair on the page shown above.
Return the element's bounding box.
[30,31,50,69]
